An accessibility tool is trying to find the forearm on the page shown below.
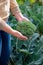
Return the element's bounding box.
[0,18,19,37]
[10,0,23,21]
[12,7,23,21]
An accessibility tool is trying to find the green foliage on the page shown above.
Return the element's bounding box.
[38,21,43,34]
[8,0,43,65]
[9,33,43,65]
[29,0,36,5]
[16,21,36,38]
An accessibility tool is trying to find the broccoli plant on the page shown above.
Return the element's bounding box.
[16,21,36,38]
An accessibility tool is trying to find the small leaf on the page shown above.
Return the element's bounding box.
[18,49,30,55]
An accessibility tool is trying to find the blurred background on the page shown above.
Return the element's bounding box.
[8,0,43,65]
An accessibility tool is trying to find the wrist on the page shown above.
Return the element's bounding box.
[12,30,18,37]
[11,6,23,21]
[13,30,19,38]
[15,12,24,21]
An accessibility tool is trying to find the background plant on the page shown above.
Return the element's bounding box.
[8,0,43,65]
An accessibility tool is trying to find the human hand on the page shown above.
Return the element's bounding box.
[20,16,30,22]
[18,15,30,22]
[13,30,28,40]
[15,12,30,22]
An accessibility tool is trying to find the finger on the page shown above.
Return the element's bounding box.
[20,36,28,40]
[23,17,30,22]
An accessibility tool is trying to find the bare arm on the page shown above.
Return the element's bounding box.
[0,18,28,40]
[10,0,29,22]
[10,0,22,21]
